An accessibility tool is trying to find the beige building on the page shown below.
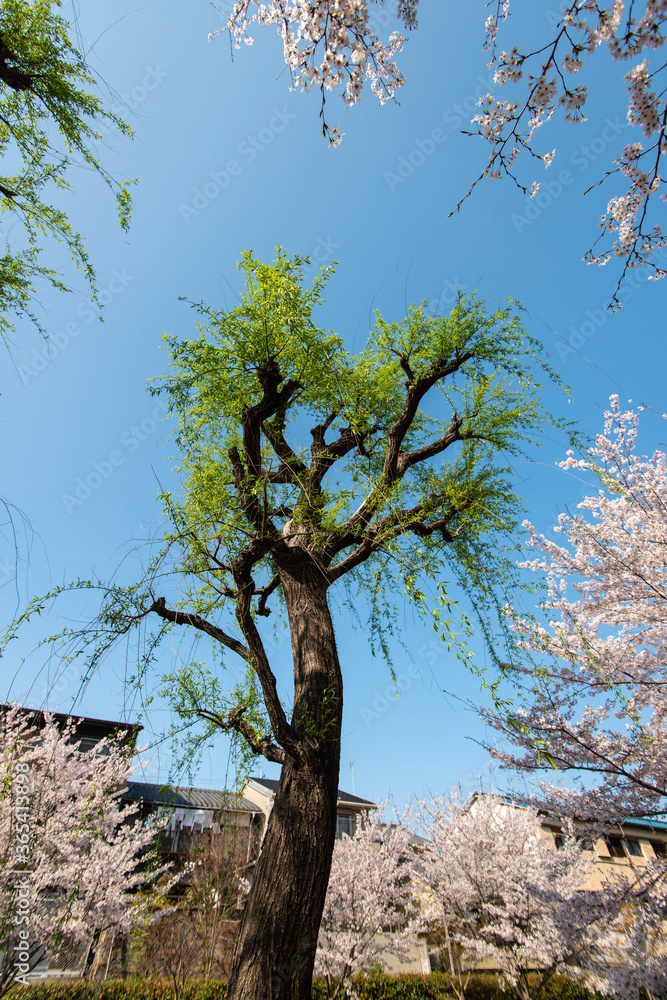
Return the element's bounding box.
[539,814,667,890]
[241,775,375,841]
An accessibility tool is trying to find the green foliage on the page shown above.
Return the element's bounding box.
[155,251,574,633]
[156,660,270,784]
[0,0,133,346]
[294,684,340,741]
[5,249,580,780]
[16,974,609,1000]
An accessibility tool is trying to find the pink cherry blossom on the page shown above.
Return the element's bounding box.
[315,804,421,998]
[416,790,603,1000]
[480,396,667,824]
[0,707,170,993]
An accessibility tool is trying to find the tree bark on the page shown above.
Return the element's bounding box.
[226,551,343,1000]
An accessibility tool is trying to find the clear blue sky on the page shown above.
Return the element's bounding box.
[2,0,666,808]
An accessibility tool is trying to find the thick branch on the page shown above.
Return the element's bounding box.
[242,357,302,479]
[229,445,280,537]
[0,35,33,93]
[232,565,305,763]
[230,357,305,533]
[383,353,472,482]
[256,573,280,616]
[195,703,286,765]
[149,597,253,663]
[339,356,473,539]
[309,421,382,493]
[327,501,461,583]
[397,413,464,474]
[262,403,308,483]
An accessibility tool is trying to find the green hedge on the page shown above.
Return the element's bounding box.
[17,974,605,1000]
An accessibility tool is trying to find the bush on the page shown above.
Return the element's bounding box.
[17,973,607,1000]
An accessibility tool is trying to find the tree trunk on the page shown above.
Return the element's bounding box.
[226,556,343,1000]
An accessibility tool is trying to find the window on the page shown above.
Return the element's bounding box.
[74,736,110,756]
[624,839,642,857]
[336,814,354,838]
[554,835,565,850]
[649,840,666,858]
[604,836,625,858]
[76,737,100,754]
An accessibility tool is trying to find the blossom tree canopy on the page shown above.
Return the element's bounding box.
[416,791,602,1000]
[0,705,170,995]
[212,1,667,303]
[583,858,667,1000]
[480,396,667,823]
[315,806,420,999]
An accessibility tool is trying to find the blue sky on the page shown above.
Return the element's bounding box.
[2,0,666,808]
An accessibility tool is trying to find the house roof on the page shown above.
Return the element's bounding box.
[0,704,141,739]
[248,776,375,807]
[123,781,259,813]
[484,791,667,834]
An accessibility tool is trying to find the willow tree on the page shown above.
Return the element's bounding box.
[0,0,132,348]
[15,250,573,999]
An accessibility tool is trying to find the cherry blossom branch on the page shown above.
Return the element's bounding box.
[470,1,667,306]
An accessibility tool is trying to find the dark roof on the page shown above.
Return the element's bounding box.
[380,822,427,847]
[0,704,141,740]
[249,776,375,806]
[123,781,259,813]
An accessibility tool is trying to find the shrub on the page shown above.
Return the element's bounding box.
[17,973,607,1000]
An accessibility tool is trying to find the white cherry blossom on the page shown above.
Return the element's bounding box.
[315,805,420,998]
[0,707,170,993]
[211,0,667,301]
[480,396,667,825]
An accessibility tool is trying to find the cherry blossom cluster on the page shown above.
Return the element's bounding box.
[417,790,667,1000]
[416,791,606,999]
[315,806,421,997]
[583,858,667,1000]
[479,396,667,824]
[0,706,170,993]
[473,1,667,306]
[210,0,410,144]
